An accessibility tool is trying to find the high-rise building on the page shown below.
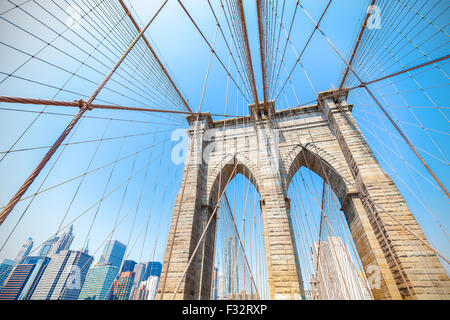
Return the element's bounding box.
[129,262,146,299]
[120,260,136,273]
[17,256,50,300]
[145,276,159,300]
[30,250,93,300]
[0,259,15,291]
[49,225,74,256]
[38,236,59,258]
[311,236,372,300]
[111,271,135,300]
[143,261,162,281]
[212,267,218,300]
[223,236,238,298]
[0,264,35,300]
[131,276,159,300]
[130,281,147,300]
[15,237,33,263]
[133,263,146,286]
[98,240,126,268]
[217,270,226,300]
[0,256,49,301]
[78,264,119,300]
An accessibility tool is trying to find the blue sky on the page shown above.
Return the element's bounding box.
[0,0,448,283]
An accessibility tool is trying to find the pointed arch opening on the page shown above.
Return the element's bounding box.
[286,147,374,300]
[207,155,270,299]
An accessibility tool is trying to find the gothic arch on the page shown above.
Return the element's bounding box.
[206,152,262,209]
[284,144,352,204]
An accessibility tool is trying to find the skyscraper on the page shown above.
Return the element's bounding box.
[98,240,126,268]
[143,261,162,281]
[0,264,35,300]
[30,250,93,300]
[15,237,33,263]
[49,225,74,256]
[0,259,15,291]
[145,276,159,300]
[38,236,59,258]
[223,236,238,298]
[18,256,51,300]
[129,262,146,298]
[111,271,135,300]
[133,263,146,285]
[311,236,372,300]
[212,267,218,300]
[121,260,137,273]
[78,264,119,300]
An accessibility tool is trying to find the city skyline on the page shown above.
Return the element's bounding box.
[0,226,163,300]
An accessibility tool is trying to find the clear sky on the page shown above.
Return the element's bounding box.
[0,0,448,283]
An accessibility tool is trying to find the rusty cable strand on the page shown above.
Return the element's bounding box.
[0,96,237,117]
[339,0,376,90]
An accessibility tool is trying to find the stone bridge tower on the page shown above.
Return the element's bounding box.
[157,89,450,300]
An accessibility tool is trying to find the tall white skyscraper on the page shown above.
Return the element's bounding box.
[146,276,159,300]
[133,263,146,288]
[38,237,59,257]
[223,236,238,299]
[49,225,74,256]
[15,237,33,263]
[98,240,126,268]
[30,250,93,300]
[311,236,372,300]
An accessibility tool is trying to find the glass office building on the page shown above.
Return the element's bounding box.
[98,240,126,268]
[78,264,119,300]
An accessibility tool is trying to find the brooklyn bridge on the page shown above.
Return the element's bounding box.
[0,0,448,300]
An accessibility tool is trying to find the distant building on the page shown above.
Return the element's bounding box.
[38,237,59,258]
[143,261,162,281]
[111,271,135,300]
[30,250,93,300]
[129,262,146,299]
[223,236,238,298]
[18,256,51,300]
[0,256,50,300]
[15,237,33,263]
[131,282,146,300]
[0,264,34,300]
[0,259,15,291]
[98,240,126,268]
[121,260,137,273]
[217,270,225,300]
[311,236,372,300]
[78,264,119,300]
[133,263,146,286]
[229,290,258,300]
[212,267,218,300]
[146,276,159,300]
[49,225,74,256]
[130,276,159,300]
